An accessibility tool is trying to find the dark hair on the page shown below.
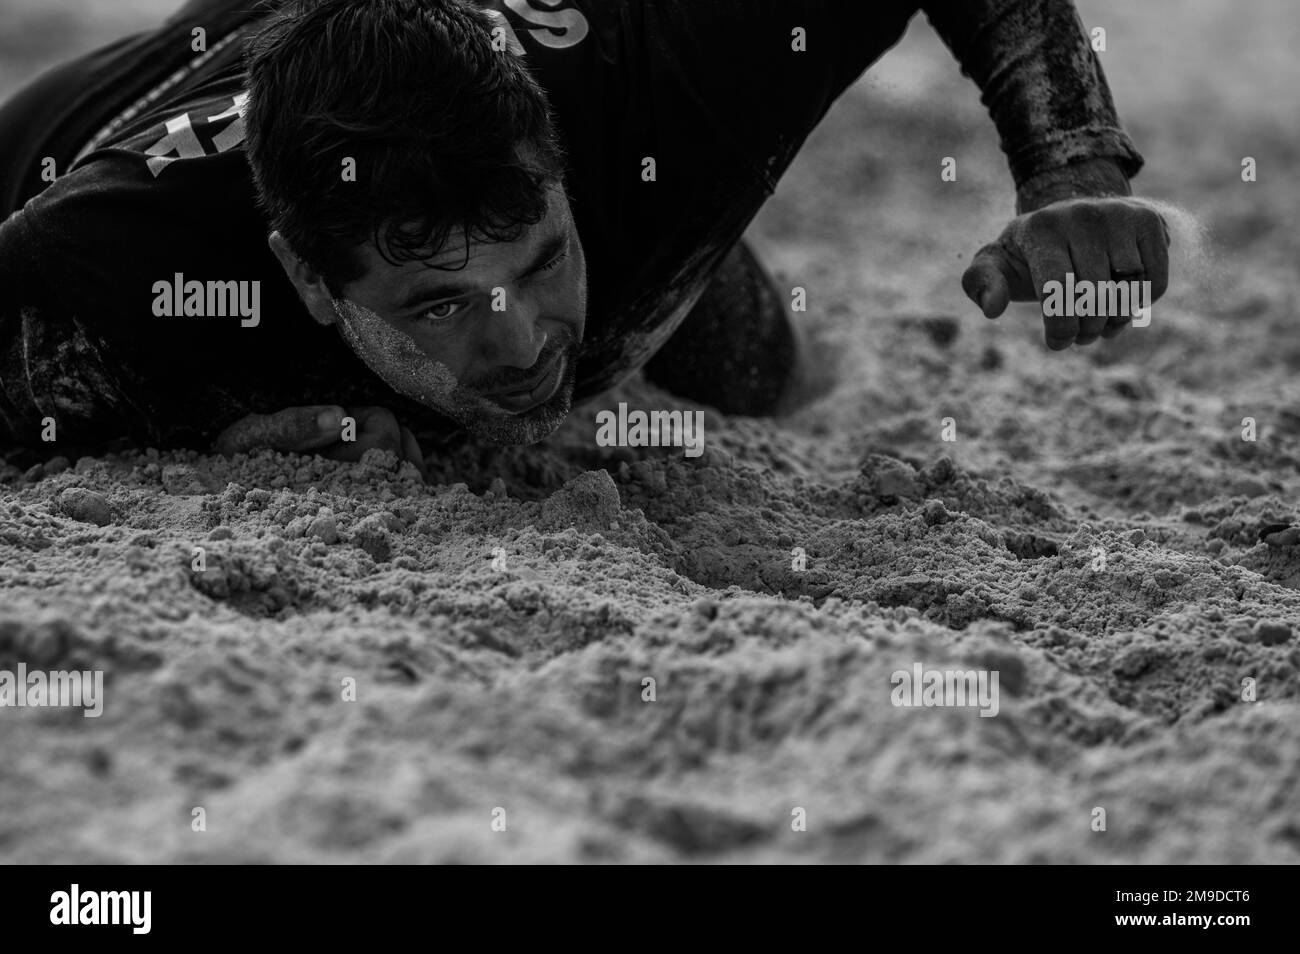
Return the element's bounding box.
[245,0,566,287]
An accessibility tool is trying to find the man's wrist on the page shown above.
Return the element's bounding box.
[1015,157,1133,215]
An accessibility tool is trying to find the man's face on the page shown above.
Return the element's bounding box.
[329,184,587,445]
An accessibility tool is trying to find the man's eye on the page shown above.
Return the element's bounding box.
[419,300,465,322]
[537,249,568,274]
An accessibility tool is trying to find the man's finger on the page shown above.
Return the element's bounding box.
[1068,235,1111,342]
[1024,242,1077,350]
[1106,213,1146,278]
[962,243,1027,318]
[214,405,346,456]
[399,426,426,480]
[321,406,406,463]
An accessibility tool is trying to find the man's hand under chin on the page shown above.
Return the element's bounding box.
[212,404,426,480]
[961,159,1171,350]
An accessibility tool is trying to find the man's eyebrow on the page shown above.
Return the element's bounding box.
[395,276,476,311]
[395,231,569,312]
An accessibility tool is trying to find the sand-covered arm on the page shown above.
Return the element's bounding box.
[921,0,1144,212]
[915,0,1170,349]
[0,209,144,446]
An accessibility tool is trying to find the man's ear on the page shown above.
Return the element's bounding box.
[268,231,337,326]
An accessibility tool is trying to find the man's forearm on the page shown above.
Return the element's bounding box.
[0,215,141,446]
[922,0,1144,208]
[0,299,142,446]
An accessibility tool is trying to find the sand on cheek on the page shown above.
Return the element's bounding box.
[330,298,527,436]
[331,299,462,406]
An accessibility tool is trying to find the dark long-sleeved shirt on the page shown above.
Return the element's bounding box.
[0,0,1143,447]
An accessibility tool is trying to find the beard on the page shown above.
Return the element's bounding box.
[331,298,581,446]
[454,330,580,445]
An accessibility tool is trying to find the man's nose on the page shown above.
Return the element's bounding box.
[481,293,546,369]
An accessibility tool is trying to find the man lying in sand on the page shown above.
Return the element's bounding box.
[0,0,1169,474]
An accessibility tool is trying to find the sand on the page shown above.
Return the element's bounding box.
[2,0,1298,863]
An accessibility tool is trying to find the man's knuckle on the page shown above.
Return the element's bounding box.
[1073,203,1107,230]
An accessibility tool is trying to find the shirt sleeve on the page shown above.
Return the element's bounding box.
[0,141,280,450]
[921,0,1145,186]
[643,0,1141,194]
[640,0,923,194]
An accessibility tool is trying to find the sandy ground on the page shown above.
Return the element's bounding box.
[2,1,1299,863]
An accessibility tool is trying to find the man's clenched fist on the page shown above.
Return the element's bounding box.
[962,196,1171,349]
[213,404,426,479]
